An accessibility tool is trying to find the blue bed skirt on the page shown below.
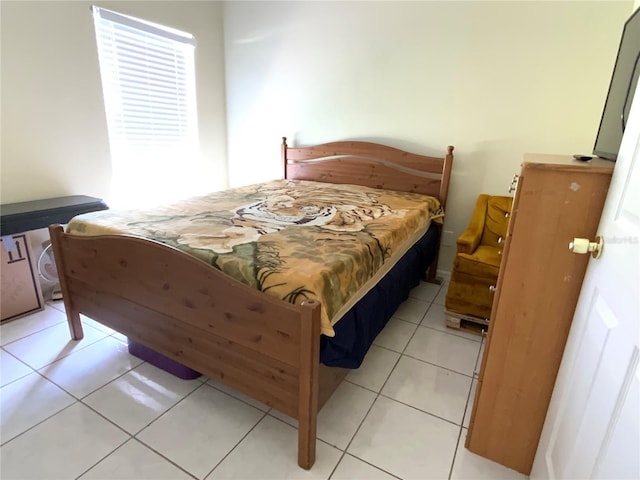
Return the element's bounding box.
[320,223,439,368]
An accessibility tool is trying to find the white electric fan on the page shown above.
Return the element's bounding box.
[38,242,62,300]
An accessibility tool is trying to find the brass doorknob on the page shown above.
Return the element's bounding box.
[569,236,603,259]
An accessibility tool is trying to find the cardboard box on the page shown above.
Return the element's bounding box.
[1,233,44,323]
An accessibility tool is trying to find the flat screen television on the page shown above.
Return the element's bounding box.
[593,7,640,161]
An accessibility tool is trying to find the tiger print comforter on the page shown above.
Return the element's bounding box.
[67,179,444,336]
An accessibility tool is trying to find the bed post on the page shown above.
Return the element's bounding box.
[426,224,443,284]
[48,225,84,340]
[297,298,321,469]
[427,145,455,284]
[282,137,289,180]
[440,145,454,210]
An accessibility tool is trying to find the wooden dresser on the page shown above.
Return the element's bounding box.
[465,154,614,474]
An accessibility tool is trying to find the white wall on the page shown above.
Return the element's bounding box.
[1,0,227,205]
[223,0,634,271]
[2,0,634,270]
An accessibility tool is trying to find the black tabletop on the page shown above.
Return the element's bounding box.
[1,195,108,236]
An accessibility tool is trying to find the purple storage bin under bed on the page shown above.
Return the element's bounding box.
[127,338,202,380]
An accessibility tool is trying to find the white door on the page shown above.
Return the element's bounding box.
[530,85,640,478]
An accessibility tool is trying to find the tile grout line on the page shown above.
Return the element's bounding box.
[3,281,473,478]
[329,453,404,480]
[4,318,297,479]
[427,280,470,480]
[400,351,478,379]
[79,361,201,432]
[2,321,119,371]
[129,380,279,479]
[0,319,66,348]
[107,437,200,480]
[0,313,68,348]
[3,341,144,448]
[201,408,270,479]
[379,292,475,428]
[72,434,132,480]
[370,329,477,378]
[0,347,38,389]
[420,320,484,343]
[448,331,486,479]
[327,281,448,477]
[328,293,436,479]
[77,379,210,480]
[0,395,79,448]
[448,425,466,480]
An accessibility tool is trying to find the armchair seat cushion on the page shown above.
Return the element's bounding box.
[455,246,501,279]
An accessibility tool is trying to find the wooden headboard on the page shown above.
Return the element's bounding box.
[282,137,454,207]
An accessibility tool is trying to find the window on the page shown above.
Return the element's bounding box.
[92,6,202,207]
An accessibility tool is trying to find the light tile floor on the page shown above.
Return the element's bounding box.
[0,280,528,480]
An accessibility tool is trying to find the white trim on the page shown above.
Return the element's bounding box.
[92,6,196,46]
[436,269,451,281]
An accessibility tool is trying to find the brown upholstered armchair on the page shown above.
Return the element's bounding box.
[445,194,513,328]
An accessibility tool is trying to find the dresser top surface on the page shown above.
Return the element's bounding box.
[523,153,615,173]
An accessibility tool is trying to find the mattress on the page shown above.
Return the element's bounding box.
[321,223,440,367]
[68,179,444,338]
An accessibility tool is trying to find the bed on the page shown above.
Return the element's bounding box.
[49,137,454,469]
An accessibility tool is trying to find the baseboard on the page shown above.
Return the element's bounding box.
[437,269,451,282]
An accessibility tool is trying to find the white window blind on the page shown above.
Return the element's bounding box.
[92,6,202,207]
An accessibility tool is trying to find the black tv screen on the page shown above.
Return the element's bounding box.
[593,7,640,161]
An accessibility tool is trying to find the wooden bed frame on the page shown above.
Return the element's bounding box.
[49,138,453,469]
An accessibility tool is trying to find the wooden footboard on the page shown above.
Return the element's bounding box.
[49,224,333,469]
